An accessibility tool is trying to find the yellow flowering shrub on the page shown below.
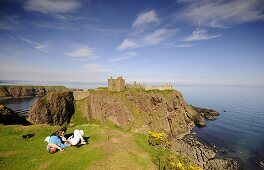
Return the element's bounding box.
[147,130,203,170]
[148,130,167,146]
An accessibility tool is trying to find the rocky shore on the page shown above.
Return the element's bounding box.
[173,133,240,170]
[191,105,220,120]
[171,106,241,170]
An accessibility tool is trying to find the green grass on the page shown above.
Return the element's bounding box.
[96,87,108,90]
[70,98,89,126]
[0,124,104,170]
[0,118,156,170]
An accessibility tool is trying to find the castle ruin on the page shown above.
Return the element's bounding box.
[145,83,173,91]
[126,81,145,89]
[108,76,125,92]
[108,76,173,91]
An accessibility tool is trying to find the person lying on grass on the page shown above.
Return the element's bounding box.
[46,131,71,154]
[67,129,87,146]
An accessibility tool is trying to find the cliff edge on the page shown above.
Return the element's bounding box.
[78,89,205,136]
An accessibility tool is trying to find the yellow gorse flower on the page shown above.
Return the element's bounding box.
[189,165,203,170]
[148,131,166,140]
[176,162,185,170]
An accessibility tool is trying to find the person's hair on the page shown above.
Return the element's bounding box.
[55,131,62,136]
[49,147,56,154]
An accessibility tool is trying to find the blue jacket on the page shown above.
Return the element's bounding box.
[49,135,68,149]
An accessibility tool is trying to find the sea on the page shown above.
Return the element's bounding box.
[0,82,263,170]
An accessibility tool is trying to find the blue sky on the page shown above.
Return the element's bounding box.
[0,0,264,85]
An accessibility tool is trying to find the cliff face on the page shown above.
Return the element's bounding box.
[0,86,67,99]
[0,104,30,125]
[79,89,205,135]
[28,91,74,125]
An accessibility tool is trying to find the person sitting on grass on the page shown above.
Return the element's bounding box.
[50,127,67,142]
[46,131,71,154]
[67,129,87,146]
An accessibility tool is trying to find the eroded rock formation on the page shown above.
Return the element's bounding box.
[28,91,74,125]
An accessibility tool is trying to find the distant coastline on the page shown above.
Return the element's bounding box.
[1,80,264,90]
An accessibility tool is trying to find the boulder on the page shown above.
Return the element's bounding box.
[28,91,74,125]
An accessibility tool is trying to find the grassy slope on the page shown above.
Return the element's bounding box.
[0,98,157,170]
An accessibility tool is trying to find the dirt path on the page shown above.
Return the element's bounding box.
[87,128,157,170]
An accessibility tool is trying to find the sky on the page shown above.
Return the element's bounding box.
[0,0,264,86]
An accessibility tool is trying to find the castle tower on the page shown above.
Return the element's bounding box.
[108,76,125,92]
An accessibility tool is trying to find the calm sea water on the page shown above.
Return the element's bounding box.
[175,85,264,170]
[1,83,263,169]
[0,97,39,111]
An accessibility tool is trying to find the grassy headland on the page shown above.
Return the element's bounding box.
[0,85,68,91]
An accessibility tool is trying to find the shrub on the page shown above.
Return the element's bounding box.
[147,130,203,170]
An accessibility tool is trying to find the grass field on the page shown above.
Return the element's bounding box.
[0,122,157,170]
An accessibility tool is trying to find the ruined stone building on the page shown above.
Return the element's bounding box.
[108,76,125,92]
[126,81,145,89]
[145,83,173,91]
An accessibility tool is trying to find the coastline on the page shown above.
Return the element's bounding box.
[1,84,263,169]
[173,106,241,170]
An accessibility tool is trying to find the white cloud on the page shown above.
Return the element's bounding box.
[110,52,137,62]
[66,46,98,59]
[178,0,264,27]
[132,10,159,29]
[20,37,48,52]
[23,0,81,14]
[143,28,177,45]
[117,28,177,50]
[117,10,177,51]
[167,43,193,48]
[117,38,139,51]
[83,63,109,73]
[183,28,221,41]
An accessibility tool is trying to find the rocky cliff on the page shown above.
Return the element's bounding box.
[77,89,206,136]
[0,86,68,99]
[0,104,30,125]
[28,91,74,125]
